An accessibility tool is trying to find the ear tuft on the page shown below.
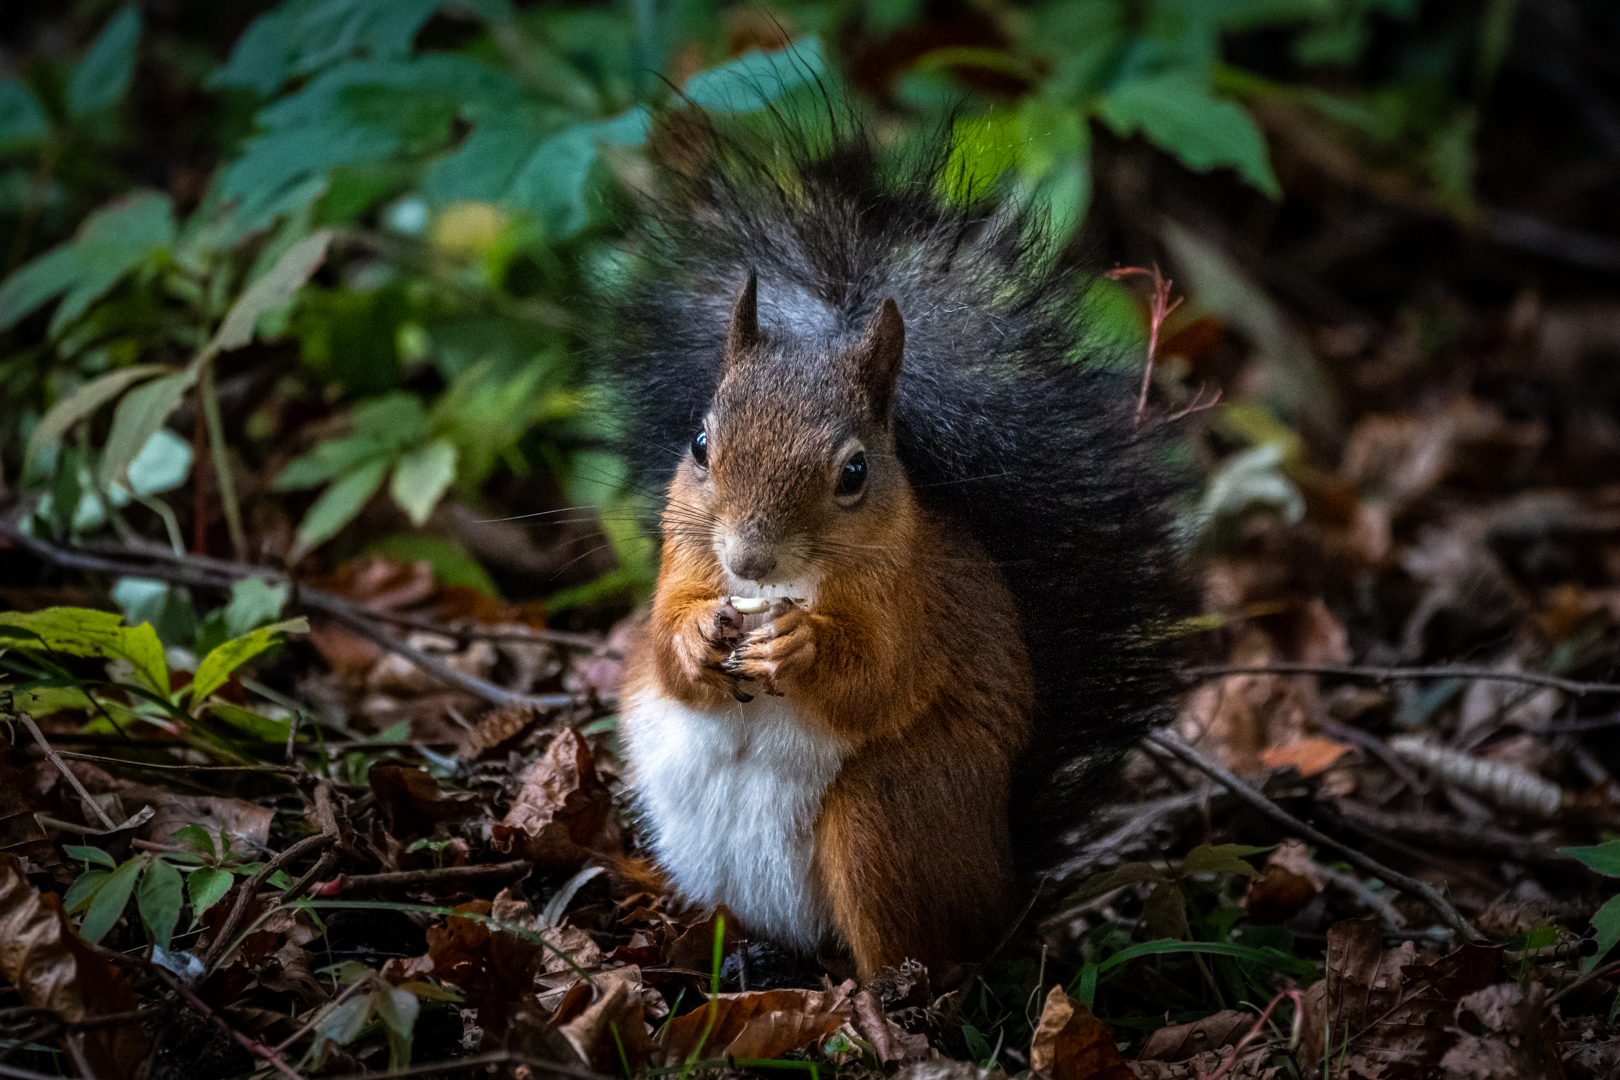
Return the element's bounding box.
[852,297,905,422]
[724,270,760,361]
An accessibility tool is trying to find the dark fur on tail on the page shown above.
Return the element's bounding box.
[603,104,1190,866]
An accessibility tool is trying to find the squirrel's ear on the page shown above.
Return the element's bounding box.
[852,297,905,423]
[724,270,760,361]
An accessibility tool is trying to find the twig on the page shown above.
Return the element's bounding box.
[50,750,299,774]
[1317,865,1407,930]
[1183,662,1620,697]
[271,978,370,1056]
[156,967,303,1080]
[201,830,336,970]
[297,593,577,711]
[1107,264,1184,425]
[1143,731,1484,942]
[1200,988,1302,1080]
[16,714,118,830]
[0,523,591,710]
[332,859,532,892]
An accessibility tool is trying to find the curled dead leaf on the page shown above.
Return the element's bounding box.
[1029,985,1133,1080]
[0,852,148,1080]
[660,982,856,1065]
[492,728,620,869]
[1137,1010,1250,1062]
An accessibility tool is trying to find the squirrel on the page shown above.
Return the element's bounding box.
[604,111,1187,981]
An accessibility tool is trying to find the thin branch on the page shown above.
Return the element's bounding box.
[156,968,303,1080]
[331,859,532,892]
[201,830,337,970]
[1183,662,1620,697]
[1107,264,1184,425]
[17,714,118,830]
[296,592,578,711]
[0,523,592,711]
[1143,730,1485,942]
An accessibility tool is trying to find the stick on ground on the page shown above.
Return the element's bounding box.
[1143,730,1485,943]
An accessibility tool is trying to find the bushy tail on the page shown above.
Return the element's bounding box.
[604,103,1191,867]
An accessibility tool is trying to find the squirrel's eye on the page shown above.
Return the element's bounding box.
[691,430,709,468]
[836,451,867,497]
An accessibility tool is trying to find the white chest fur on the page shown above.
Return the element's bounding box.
[620,689,848,951]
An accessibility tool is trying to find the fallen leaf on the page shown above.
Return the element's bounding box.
[1260,737,1352,777]
[0,852,148,1080]
[850,987,933,1064]
[1441,983,1565,1079]
[1138,1009,1251,1062]
[368,763,480,836]
[1028,984,1134,1080]
[554,969,660,1072]
[659,983,855,1064]
[492,728,620,869]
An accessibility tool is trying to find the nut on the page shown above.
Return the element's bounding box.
[730,596,772,615]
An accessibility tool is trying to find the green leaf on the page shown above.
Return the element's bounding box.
[64,869,111,912]
[125,429,194,496]
[64,845,117,870]
[683,38,825,113]
[0,607,169,697]
[26,366,168,468]
[69,7,141,117]
[505,109,649,238]
[1094,938,1318,979]
[390,439,457,527]
[187,866,234,926]
[136,856,183,949]
[211,229,332,352]
[224,577,290,639]
[209,703,293,742]
[98,371,194,489]
[1065,861,1173,906]
[110,578,196,649]
[305,995,373,1070]
[191,617,310,705]
[173,824,218,860]
[375,984,420,1070]
[1182,843,1271,878]
[0,246,83,333]
[79,856,142,944]
[0,80,49,145]
[1561,841,1620,878]
[1097,72,1281,198]
[1588,894,1620,971]
[292,456,391,555]
[0,192,174,335]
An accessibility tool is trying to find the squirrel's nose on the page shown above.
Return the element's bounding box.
[726,547,778,583]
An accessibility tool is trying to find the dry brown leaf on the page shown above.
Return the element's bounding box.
[1029,984,1134,1080]
[0,852,148,1080]
[1298,920,1502,1077]
[1138,1009,1251,1062]
[0,744,64,880]
[1441,983,1566,1079]
[850,988,933,1064]
[492,728,620,868]
[659,982,855,1064]
[368,763,480,836]
[411,900,546,1039]
[554,970,660,1072]
[1260,737,1353,777]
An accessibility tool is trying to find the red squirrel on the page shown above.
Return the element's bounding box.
[609,118,1185,979]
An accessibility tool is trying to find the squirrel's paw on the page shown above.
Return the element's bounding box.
[723,604,821,695]
[672,602,753,703]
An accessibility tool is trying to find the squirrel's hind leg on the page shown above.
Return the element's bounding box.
[811,730,1019,982]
